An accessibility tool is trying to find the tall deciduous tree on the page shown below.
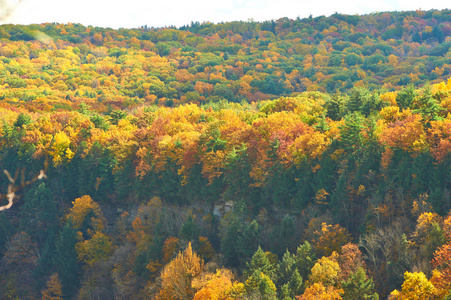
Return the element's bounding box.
[432,241,451,284]
[156,242,204,300]
[75,230,113,267]
[308,252,341,288]
[41,273,63,300]
[65,195,106,237]
[390,272,436,300]
[297,283,343,300]
[192,269,244,300]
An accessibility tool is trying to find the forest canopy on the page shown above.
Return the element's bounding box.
[0,8,450,113]
[1,9,451,300]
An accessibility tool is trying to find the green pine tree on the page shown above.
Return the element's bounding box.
[295,241,317,284]
[276,250,303,298]
[341,267,379,300]
[54,222,79,297]
[270,215,296,257]
[179,214,199,243]
[220,217,242,268]
[237,220,261,267]
[244,269,277,300]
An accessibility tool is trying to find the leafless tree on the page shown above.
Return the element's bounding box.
[0,165,47,211]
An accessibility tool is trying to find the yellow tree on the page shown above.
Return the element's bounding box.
[197,236,216,261]
[390,272,436,300]
[75,231,113,267]
[308,252,341,288]
[156,242,204,300]
[297,283,343,300]
[442,212,451,241]
[65,195,106,234]
[311,222,351,257]
[378,113,428,168]
[192,269,245,300]
[411,212,445,263]
[41,273,63,300]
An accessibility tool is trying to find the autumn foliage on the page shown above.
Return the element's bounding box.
[2,10,451,300]
[156,242,204,300]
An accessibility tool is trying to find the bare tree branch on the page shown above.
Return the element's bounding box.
[0,159,48,212]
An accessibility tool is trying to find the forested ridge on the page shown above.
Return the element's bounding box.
[0,8,451,109]
[1,9,451,300]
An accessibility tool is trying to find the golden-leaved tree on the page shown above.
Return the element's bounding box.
[192,269,245,300]
[41,273,63,300]
[156,242,204,300]
[390,272,436,300]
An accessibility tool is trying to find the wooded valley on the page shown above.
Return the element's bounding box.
[1,9,451,299]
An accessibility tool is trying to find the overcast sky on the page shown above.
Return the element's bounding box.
[0,0,449,29]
